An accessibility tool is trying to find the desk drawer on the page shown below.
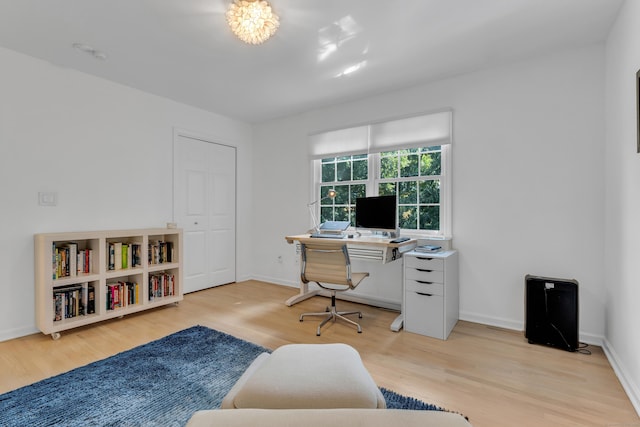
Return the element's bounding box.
[404,292,444,338]
[405,267,444,284]
[405,256,444,271]
[405,279,444,296]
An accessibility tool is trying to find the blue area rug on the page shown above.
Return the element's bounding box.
[0,326,457,426]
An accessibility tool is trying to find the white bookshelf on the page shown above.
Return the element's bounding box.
[34,228,183,339]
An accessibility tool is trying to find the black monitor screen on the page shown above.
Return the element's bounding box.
[355,195,397,231]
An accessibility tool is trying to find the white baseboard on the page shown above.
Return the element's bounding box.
[459,310,604,346]
[603,339,640,417]
[249,275,298,288]
[0,325,38,343]
[577,331,604,346]
[459,310,523,332]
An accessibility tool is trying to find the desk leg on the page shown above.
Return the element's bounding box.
[285,281,320,306]
[390,314,403,332]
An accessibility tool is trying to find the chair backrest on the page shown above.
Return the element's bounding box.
[300,241,354,287]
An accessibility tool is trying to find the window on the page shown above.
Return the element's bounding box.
[315,146,449,235]
[309,110,452,236]
[318,155,367,224]
[380,146,443,231]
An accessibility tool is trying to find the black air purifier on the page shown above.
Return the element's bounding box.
[525,275,579,352]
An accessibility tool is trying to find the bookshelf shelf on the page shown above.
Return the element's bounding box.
[105,268,144,279]
[53,273,101,286]
[148,263,179,273]
[35,228,183,339]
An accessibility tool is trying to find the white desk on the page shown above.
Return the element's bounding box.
[285,234,417,331]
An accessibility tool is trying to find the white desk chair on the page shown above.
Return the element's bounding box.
[299,241,369,336]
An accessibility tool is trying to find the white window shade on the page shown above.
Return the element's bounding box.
[369,110,452,153]
[308,110,452,159]
[308,125,369,159]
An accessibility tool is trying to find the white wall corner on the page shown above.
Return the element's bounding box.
[602,339,640,418]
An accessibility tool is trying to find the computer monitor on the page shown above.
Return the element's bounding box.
[355,195,398,236]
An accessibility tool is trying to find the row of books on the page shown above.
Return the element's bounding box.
[53,283,95,321]
[106,281,140,310]
[52,243,93,280]
[55,274,176,317]
[108,242,142,271]
[149,272,175,300]
[149,241,174,265]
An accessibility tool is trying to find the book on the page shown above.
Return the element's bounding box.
[59,248,67,277]
[149,241,173,264]
[127,244,133,268]
[108,243,115,270]
[87,284,95,314]
[65,243,78,277]
[52,243,57,280]
[87,249,93,273]
[77,251,83,275]
[52,284,85,320]
[113,242,122,270]
[131,244,141,267]
[122,244,128,269]
[53,293,63,321]
[414,245,442,253]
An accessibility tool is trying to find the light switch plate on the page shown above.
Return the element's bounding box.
[38,191,58,206]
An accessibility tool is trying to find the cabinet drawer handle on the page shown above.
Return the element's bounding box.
[417,257,433,261]
[416,280,434,285]
[416,268,433,273]
[416,292,433,297]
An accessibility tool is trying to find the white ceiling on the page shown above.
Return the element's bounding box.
[0,0,623,123]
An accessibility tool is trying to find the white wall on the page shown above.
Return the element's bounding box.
[0,47,253,341]
[604,0,640,413]
[252,44,606,342]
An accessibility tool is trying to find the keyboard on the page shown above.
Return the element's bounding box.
[310,233,346,239]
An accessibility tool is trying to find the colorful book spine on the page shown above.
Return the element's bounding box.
[122,244,128,269]
[52,242,91,279]
[52,283,87,321]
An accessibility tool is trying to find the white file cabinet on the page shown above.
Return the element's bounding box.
[403,250,458,340]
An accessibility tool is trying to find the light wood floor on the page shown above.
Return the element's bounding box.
[0,280,637,427]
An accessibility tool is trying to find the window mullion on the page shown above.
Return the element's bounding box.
[369,153,379,197]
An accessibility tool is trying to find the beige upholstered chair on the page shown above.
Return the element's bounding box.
[299,241,369,336]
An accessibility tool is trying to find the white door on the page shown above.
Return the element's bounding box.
[173,133,236,293]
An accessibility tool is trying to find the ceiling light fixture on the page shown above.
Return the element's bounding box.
[226,0,279,45]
